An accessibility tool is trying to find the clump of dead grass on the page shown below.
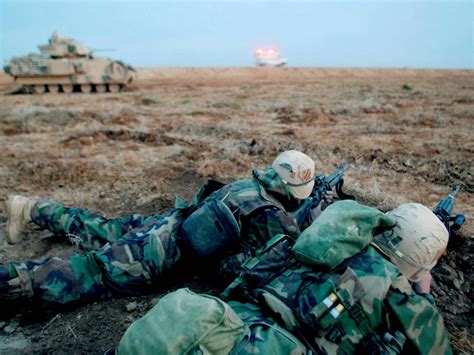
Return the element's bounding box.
[141,97,161,105]
[1,107,85,134]
[196,159,240,178]
[446,326,473,354]
[347,179,405,212]
[212,101,241,110]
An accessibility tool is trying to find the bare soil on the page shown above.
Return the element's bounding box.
[0,68,472,353]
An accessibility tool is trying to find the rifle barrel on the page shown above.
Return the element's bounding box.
[449,184,460,199]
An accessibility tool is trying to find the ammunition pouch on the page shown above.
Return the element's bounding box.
[182,198,241,258]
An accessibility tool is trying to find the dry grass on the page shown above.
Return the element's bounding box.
[0,68,472,353]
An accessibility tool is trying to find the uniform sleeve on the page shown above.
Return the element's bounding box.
[386,276,452,355]
[218,207,299,281]
[243,206,301,251]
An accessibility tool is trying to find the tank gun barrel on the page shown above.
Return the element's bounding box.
[92,49,116,52]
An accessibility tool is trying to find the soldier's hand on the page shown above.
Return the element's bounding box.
[324,189,336,204]
[413,272,433,294]
[309,190,334,222]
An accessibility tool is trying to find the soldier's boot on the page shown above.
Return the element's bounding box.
[0,264,10,282]
[6,195,38,244]
[0,264,33,319]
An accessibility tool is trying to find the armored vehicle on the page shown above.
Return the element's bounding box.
[3,32,136,94]
[254,47,287,67]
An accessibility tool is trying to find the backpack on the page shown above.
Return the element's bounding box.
[117,288,247,355]
[293,200,395,269]
[176,179,241,258]
[180,178,283,258]
[182,197,241,257]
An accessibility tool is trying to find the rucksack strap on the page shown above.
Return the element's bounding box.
[347,303,372,337]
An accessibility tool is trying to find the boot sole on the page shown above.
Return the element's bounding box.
[6,195,23,244]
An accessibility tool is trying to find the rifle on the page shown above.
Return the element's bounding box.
[292,164,354,227]
[433,184,465,237]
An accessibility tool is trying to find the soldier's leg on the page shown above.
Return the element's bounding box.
[1,254,110,304]
[0,210,186,305]
[93,209,185,294]
[31,198,162,250]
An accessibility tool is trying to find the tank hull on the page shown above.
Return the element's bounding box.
[4,56,135,93]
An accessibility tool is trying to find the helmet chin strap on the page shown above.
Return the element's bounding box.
[280,178,314,187]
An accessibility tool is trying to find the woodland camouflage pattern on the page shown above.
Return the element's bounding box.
[222,236,452,354]
[118,198,452,354]
[229,301,308,354]
[2,199,185,303]
[0,169,302,305]
[205,167,300,251]
[117,289,307,354]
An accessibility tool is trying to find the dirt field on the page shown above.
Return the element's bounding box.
[0,68,472,353]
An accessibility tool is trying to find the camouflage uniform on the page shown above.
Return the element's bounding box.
[1,168,301,305]
[222,236,452,354]
[229,301,309,354]
[114,202,451,354]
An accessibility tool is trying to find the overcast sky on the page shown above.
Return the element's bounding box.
[1,0,472,68]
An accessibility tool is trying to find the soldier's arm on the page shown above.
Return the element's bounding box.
[244,206,300,250]
[218,207,299,280]
[386,276,452,355]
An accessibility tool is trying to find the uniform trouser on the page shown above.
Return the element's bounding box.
[1,199,186,304]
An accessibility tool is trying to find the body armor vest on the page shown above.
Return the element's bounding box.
[209,179,285,219]
[182,178,289,258]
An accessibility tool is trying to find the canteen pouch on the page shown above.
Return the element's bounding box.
[182,198,241,257]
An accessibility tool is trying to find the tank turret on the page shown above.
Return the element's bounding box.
[38,32,92,58]
[3,33,135,94]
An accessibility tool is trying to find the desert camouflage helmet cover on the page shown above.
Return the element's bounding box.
[373,203,449,281]
[272,150,315,200]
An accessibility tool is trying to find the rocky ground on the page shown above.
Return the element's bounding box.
[0,68,472,353]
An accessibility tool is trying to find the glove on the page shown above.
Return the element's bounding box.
[308,189,336,222]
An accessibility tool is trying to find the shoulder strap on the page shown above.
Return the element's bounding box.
[175,179,226,210]
[190,179,227,205]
